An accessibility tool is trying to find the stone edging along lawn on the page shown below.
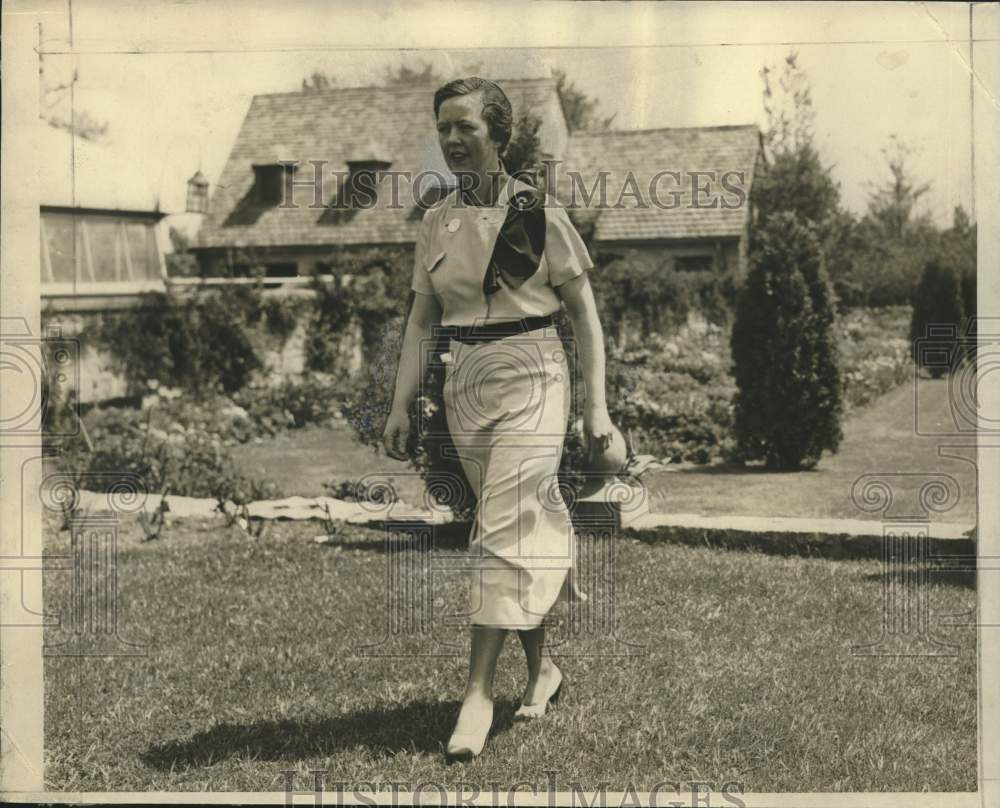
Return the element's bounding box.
[72,489,976,562]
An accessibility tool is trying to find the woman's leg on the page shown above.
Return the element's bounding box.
[451,626,506,737]
[464,626,506,700]
[517,626,560,706]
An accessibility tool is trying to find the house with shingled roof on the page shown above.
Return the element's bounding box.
[190,77,763,282]
[190,78,568,277]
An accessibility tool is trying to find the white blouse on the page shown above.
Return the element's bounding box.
[410,178,595,327]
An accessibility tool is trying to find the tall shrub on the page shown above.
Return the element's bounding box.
[731,212,843,470]
[909,260,964,378]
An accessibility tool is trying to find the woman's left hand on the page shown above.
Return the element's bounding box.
[582,405,615,462]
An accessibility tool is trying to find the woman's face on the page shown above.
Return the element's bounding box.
[436,92,500,177]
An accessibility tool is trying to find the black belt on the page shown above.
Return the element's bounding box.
[435,314,556,345]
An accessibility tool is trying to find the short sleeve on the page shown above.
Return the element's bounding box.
[545,205,594,287]
[410,211,435,296]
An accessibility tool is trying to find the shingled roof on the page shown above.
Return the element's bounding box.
[195,82,762,252]
[193,78,565,250]
[558,125,763,242]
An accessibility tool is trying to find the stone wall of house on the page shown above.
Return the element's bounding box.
[41,310,131,403]
[41,292,364,404]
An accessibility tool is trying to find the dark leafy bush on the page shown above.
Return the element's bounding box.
[832,278,866,314]
[731,211,843,470]
[306,246,412,373]
[90,288,264,396]
[909,259,965,378]
[262,296,302,342]
[305,275,356,373]
[588,251,739,344]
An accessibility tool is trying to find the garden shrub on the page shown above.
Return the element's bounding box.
[234,373,355,432]
[90,287,264,396]
[261,296,301,342]
[588,251,738,346]
[305,274,357,373]
[832,277,866,314]
[731,211,843,470]
[909,259,965,378]
[57,404,281,503]
[306,246,412,374]
[604,325,737,464]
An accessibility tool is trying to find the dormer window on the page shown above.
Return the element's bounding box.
[343,139,393,208]
[345,160,391,208]
[251,146,298,206]
[253,163,290,206]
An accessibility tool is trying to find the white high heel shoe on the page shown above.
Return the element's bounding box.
[514,666,564,720]
[445,701,495,762]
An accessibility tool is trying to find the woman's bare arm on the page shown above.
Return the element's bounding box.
[383,292,442,459]
[555,273,613,457]
[391,292,443,414]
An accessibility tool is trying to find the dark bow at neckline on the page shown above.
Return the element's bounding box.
[482,185,547,298]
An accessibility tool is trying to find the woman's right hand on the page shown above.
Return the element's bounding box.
[381,407,411,461]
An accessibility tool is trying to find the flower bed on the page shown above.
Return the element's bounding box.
[607,322,737,465]
[58,405,282,503]
[836,305,913,410]
[607,306,914,465]
[52,373,357,501]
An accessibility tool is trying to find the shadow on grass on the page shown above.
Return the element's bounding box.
[629,525,977,565]
[140,698,520,769]
[316,521,472,553]
[668,462,822,476]
[860,567,976,589]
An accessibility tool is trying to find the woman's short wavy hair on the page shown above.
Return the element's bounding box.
[433,77,513,155]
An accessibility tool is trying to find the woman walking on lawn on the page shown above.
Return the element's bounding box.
[382,77,613,762]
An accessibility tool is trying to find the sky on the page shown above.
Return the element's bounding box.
[29,0,987,236]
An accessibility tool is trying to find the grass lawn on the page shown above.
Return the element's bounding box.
[644,376,976,523]
[231,421,427,505]
[232,375,976,527]
[44,512,976,792]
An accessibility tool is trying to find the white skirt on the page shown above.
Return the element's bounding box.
[442,325,574,629]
